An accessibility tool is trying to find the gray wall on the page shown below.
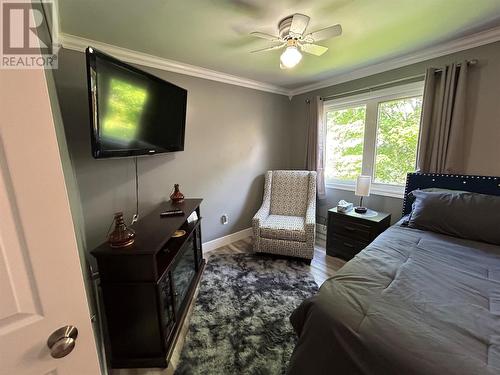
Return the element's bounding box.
[54,48,292,254]
[54,42,500,242]
[290,41,500,224]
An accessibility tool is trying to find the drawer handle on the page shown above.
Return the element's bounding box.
[343,242,354,248]
[344,226,356,232]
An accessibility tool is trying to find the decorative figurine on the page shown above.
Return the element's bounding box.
[108,212,136,248]
[170,184,185,204]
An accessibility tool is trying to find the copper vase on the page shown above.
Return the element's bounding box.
[108,212,136,248]
[170,184,185,204]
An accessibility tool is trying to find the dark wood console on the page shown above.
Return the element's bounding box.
[91,199,205,368]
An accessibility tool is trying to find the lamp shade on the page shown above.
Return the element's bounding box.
[355,175,371,197]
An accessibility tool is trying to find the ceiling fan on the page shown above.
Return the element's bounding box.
[250,13,342,69]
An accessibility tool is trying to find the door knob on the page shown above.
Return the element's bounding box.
[47,325,78,358]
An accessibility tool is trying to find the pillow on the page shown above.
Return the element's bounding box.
[401,188,469,226]
[419,188,468,194]
[408,190,500,245]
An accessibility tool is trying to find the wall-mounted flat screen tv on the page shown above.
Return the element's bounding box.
[86,47,187,158]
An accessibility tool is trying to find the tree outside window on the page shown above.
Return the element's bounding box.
[323,82,424,196]
[325,106,365,182]
[375,97,422,185]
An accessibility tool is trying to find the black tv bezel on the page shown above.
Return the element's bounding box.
[85,47,187,159]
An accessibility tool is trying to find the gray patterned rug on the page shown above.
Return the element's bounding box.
[175,253,318,375]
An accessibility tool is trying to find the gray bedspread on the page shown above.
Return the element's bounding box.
[288,224,500,375]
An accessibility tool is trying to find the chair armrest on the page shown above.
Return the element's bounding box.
[305,200,316,243]
[253,171,273,235]
[305,172,317,244]
[305,202,316,227]
[252,202,270,229]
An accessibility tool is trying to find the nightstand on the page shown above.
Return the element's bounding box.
[326,208,391,260]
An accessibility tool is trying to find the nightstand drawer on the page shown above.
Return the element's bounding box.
[326,208,391,260]
[328,234,368,259]
[330,218,372,241]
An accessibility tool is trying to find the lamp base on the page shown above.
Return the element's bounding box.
[354,206,368,214]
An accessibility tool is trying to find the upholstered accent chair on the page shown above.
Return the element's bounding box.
[252,170,316,261]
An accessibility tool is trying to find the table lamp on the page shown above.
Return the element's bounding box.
[354,175,371,214]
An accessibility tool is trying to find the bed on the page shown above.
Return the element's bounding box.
[288,173,500,375]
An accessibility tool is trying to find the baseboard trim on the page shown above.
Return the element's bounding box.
[202,227,253,254]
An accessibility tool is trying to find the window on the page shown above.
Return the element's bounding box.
[374,97,422,185]
[325,105,365,181]
[324,82,424,197]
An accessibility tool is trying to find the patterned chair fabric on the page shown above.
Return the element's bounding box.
[260,215,306,242]
[253,170,316,260]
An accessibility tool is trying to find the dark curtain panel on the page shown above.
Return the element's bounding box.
[417,62,468,173]
[306,96,326,199]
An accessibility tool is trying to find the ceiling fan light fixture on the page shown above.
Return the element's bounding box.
[280,46,302,69]
[250,13,342,69]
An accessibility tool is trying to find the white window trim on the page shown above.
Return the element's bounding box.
[324,81,424,199]
[325,181,405,198]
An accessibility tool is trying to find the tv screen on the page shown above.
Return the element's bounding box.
[86,47,187,158]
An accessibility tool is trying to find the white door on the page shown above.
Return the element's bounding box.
[0,43,101,375]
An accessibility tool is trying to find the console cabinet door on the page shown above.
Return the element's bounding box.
[171,236,197,315]
[158,272,175,344]
[194,228,203,269]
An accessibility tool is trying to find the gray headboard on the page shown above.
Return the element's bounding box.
[402,173,500,216]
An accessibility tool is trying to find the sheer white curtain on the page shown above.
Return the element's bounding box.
[417,62,468,173]
[306,96,326,199]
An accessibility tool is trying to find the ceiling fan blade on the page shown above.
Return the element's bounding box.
[251,43,286,53]
[305,24,342,42]
[250,31,281,42]
[289,13,310,36]
[301,43,328,56]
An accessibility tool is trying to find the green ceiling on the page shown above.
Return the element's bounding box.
[59,0,500,89]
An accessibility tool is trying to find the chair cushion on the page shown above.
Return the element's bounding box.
[260,215,306,242]
[270,171,310,217]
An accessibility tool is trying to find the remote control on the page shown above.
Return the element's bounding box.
[160,209,184,217]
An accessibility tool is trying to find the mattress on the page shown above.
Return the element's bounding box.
[288,224,500,375]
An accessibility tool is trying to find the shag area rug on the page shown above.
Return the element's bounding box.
[175,253,318,375]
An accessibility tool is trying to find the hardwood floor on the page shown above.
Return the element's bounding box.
[112,237,346,375]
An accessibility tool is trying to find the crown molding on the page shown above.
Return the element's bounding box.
[288,25,500,96]
[59,25,500,99]
[59,33,290,96]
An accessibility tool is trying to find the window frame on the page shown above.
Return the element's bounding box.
[324,81,424,198]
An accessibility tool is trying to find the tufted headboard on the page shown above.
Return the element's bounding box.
[402,173,500,216]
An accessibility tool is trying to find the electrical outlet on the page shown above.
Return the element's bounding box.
[221,214,229,225]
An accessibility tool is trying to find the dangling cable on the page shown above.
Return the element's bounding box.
[132,157,139,224]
